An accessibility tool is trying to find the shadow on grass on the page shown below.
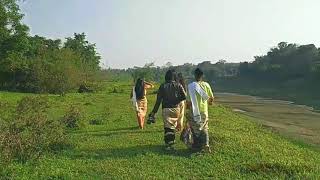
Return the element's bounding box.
[108,126,140,131]
[70,126,162,135]
[90,129,163,138]
[239,162,314,178]
[67,144,193,160]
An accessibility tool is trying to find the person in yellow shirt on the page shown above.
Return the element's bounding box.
[186,68,214,153]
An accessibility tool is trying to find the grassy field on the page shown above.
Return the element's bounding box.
[1,82,320,179]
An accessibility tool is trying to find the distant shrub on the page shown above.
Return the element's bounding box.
[78,84,93,93]
[104,106,112,118]
[89,118,103,125]
[89,107,111,125]
[81,81,105,93]
[61,106,82,129]
[111,87,124,94]
[0,96,66,163]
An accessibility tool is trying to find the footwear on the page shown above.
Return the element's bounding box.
[201,145,212,154]
[165,145,175,151]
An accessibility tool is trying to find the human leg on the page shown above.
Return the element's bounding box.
[162,108,180,149]
[176,101,186,131]
[136,113,143,129]
[137,99,147,129]
[189,113,209,151]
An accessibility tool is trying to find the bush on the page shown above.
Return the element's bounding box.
[61,106,82,129]
[0,96,66,163]
[27,49,85,95]
[78,84,93,93]
[111,87,124,94]
[89,118,103,125]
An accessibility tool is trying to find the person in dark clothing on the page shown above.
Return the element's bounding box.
[149,70,186,150]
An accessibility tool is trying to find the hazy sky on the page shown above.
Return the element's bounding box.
[20,0,320,69]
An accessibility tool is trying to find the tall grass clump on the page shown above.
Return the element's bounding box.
[0,96,66,163]
[61,105,82,129]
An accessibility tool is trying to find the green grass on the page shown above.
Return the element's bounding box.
[1,82,320,179]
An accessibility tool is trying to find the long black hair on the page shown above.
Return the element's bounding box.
[194,68,204,81]
[135,78,145,100]
[165,69,176,83]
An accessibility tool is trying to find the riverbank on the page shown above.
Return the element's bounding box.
[215,92,320,148]
[214,78,320,110]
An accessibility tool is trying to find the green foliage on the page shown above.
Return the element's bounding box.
[215,42,320,109]
[0,2,101,94]
[89,118,103,125]
[110,86,124,94]
[130,67,156,82]
[64,33,101,73]
[240,42,320,80]
[0,96,66,163]
[27,48,84,94]
[61,105,82,129]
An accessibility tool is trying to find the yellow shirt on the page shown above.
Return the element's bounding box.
[187,81,214,115]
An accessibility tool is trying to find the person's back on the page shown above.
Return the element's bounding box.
[150,70,186,150]
[160,81,185,108]
[193,81,213,116]
[150,70,186,114]
[186,68,214,153]
[131,78,154,129]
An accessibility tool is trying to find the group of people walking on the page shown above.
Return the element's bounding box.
[131,68,214,153]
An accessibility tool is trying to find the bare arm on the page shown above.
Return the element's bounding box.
[144,81,154,89]
[150,85,163,116]
[178,84,186,102]
[208,96,214,105]
[206,82,214,105]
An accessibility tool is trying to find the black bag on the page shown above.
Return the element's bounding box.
[147,114,156,124]
[180,126,193,148]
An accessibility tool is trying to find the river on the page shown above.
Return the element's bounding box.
[215,92,320,146]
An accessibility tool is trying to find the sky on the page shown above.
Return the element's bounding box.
[19,0,320,69]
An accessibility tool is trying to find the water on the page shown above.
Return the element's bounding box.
[215,92,320,146]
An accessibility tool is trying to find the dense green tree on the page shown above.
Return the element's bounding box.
[64,33,100,71]
[0,1,101,94]
[0,0,29,89]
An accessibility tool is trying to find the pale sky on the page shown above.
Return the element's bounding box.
[20,0,320,69]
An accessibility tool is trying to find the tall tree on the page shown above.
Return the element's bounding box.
[64,33,101,71]
[0,0,29,88]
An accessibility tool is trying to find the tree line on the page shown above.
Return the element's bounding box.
[0,0,100,94]
[3,1,320,96]
[111,42,320,108]
[112,42,320,86]
[238,42,320,81]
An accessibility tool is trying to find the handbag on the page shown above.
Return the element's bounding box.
[180,124,193,148]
